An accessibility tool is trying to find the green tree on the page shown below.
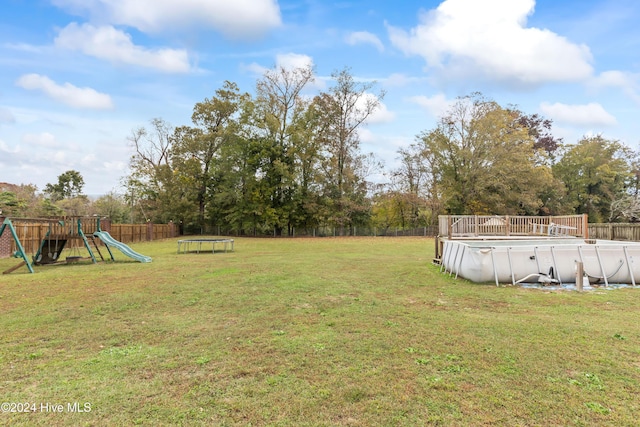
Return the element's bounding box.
[44,170,84,202]
[287,96,328,231]
[56,196,91,216]
[515,112,563,165]
[93,191,130,223]
[553,136,632,222]
[37,198,64,217]
[0,191,22,216]
[126,118,179,223]
[385,144,435,228]
[418,93,558,215]
[0,183,38,216]
[212,131,274,235]
[314,68,384,233]
[172,81,248,231]
[371,190,399,233]
[253,64,316,235]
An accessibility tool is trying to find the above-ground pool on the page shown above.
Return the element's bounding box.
[440,237,640,286]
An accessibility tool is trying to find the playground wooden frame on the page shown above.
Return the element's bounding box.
[0,217,100,274]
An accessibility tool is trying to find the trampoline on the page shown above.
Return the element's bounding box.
[177,238,234,254]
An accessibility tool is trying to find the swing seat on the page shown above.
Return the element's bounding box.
[35,239,67,265]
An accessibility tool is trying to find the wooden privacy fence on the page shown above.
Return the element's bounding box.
[0,217,177,258]
[106,223,174,243]
[588,223,640,241]
[7,223,48,255]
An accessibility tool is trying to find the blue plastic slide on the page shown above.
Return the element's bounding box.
[93,231,152,263]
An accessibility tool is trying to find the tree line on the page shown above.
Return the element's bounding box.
[126,66,384,235]
[2,67,639,232]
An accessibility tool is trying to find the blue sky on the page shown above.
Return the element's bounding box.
[1,0,639,196]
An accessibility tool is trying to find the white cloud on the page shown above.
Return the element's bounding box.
[51,0,281,39]
[103,160,127,173]
[539,102,617,127]
[590,70,640,103]
[3,42,44,53]
[246,53,326,90]
[409,93,455,118]
[55,23,192,73]
[357,94,395,124]
[387,0,593,86]
[0,106,140,193]
[369,101,395,124]
[22,132,63,149]
[16,74,114,109]
[592,70,635,88]
[382,73,427,88]
[244,53,314,77]
[359,134,412,178]
[51,151,69,165]
[276,53,314,71]
[0,107,16,124]
[0,139,20,154]
[346,31,384,52]
[359,128,375,143]
[243,62,269,77]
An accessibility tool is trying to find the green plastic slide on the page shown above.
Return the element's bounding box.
[93,231,152,263]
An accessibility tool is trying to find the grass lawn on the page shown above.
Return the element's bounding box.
[1,236,640,426]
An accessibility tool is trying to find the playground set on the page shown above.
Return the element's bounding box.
[0,216,151,274]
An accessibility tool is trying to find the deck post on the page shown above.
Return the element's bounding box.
[583,214,589,238]
[474,215,479,237]
[440,242,448,272]
[506,216,510,236]
[576,261,584,291]
[447,215,452,239]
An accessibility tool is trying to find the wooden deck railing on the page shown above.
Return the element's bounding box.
[438,214,588,239]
